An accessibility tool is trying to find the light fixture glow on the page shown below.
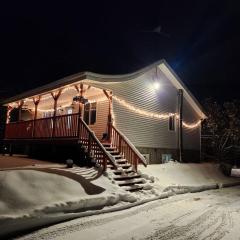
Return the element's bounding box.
[153,82,161,90]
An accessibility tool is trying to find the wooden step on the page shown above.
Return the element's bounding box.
[107,164,117,169]
[117,178,144,186]
[112,169,135,175]
[113,174,141,181]
[113,155,123,159]
[102,143,111,147]
[105,147,116,151]
[115,159,128,164]
[117,163,132,169]
[107,150,120,155]
[123,184,144,192]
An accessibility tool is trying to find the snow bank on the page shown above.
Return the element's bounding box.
[0,169,136,237]
[139,162,240,188]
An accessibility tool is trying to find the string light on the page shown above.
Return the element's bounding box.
[8,84,201,129]
[112,96,201,129]
[33,96,108,112]
[182,120,201,129]
[112,96,174,120]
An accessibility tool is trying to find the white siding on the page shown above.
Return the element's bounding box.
[89,99,109,139]
[82,67,202,150]
[87,68,179,149]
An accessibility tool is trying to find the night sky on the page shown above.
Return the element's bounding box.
[0,1,239,102]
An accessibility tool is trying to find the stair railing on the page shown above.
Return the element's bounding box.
[110,124,147,171]
[79,118,118,171]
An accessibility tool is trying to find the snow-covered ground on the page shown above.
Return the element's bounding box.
[0,167,137,238]
[1,162,240,239]
[15,186,240,240]
[139,162,240,187]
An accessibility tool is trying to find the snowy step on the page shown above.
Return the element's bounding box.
[113,155,124,159]
[102,143,111,147]
[107,150,120,155]
[112,169,135,175]
[123,184,144,192]
[117,163,132,169]
[113,174,141,181]
[107,164,118,169]
[105,147,116,151]
[117,178,144,186]
[115,159,128,164]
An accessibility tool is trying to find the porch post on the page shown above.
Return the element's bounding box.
[75,83,84,117]
[75,84,84,138]
[51,90,62,137]
[18,100,24,121]
[32,96,41,137]
[6,105,13,124]
[103,90,113,142]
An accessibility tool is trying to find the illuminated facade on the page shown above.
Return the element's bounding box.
[2,60,207,163]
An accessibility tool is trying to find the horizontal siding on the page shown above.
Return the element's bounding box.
[110,68,179,148]
[79,68,201,150]
[89,99,109,139]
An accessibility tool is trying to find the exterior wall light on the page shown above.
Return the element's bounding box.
[153,82,161,90]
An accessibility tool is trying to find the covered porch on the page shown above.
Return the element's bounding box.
[5,83,112,141]
[3,82,147,171]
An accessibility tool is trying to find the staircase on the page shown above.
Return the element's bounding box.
[103,143,147,191]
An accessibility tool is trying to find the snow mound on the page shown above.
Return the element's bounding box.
[0,169,137,237]
[139,163,240,187]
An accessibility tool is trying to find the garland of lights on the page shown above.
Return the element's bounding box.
[10,88,201,129]
[112,96,201,129]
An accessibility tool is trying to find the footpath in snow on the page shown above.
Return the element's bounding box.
[1,161,240,238]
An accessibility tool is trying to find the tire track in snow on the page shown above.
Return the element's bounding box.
[143,205,233,240]
[15,195,188,240]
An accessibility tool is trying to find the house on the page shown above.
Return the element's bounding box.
[1,59,207,171]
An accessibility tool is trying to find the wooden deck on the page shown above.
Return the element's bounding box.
[4,113,147,171]
[4,113,117,171]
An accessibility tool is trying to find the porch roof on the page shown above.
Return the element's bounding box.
[1,59,207,119]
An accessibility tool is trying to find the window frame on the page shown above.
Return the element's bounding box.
[83,102,97,125]
[168,115,176,131]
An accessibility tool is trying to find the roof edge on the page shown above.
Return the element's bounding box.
[1,60,165,105]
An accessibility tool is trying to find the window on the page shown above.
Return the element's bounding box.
[84,102,97,125]
[168,115,175,131]
[162,154,172,163]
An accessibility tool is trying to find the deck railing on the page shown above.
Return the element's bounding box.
[110,124,147,171]
[79,119,117,171]
[4,113,117,171]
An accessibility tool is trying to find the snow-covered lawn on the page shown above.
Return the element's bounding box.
[15,186,240,240]
[1,162,240,239]
[0,167,136,238]
[139,162,240,187]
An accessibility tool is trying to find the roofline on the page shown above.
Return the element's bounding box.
[1,60,164,105]
[1,59,206,119]
[159,60,207,119]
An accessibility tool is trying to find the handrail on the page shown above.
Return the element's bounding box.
[5,113,117,171]
[79,118,118,171]
[110,124,147,171]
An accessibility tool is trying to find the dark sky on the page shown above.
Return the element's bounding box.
[0,0,239,102]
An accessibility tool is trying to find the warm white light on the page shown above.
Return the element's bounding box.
[153,82,161,90]
[113,96,201,129]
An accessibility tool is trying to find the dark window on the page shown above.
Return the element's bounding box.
[169,115,175,131]
[84,102,97,125]
[90,102,97,125]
